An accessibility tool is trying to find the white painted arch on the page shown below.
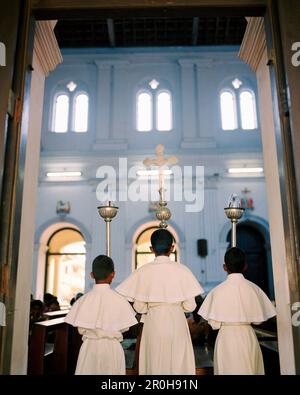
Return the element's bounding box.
[34,217,92,300]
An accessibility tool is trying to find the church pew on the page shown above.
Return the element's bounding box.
[28,318,213,375]
[28,317,69,375]
[43,310,69,320]
[125,323,143,375]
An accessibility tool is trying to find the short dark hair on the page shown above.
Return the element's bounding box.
[92,255,114,280]
[224,247,246,273]
[151,229,174,255]
[30,300,44,310]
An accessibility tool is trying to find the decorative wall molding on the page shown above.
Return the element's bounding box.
[180,137,217,149]
[34,20,63,76]
[239,17,266,72]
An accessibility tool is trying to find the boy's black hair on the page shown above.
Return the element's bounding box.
[151,229,174,255]
[224,247,246,273]
[92,255,114,280]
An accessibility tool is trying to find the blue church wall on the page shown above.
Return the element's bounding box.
[33,46,269,299]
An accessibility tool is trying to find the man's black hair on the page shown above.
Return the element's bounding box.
[92,255,114,280]
[151,229,174,255]
[224,247,246,273]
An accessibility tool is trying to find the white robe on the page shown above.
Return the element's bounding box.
[116,256,204,375]
[198,273,276,375]
[65,284,138,375]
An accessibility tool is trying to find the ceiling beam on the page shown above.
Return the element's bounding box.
[224,16,230,42]
[192,17,199,45]
[107,18,116,47]
[32,1,267,20]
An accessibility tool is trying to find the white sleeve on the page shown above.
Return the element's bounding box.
[133,300,148,314]
[182,298,196,312]
[208,319,221,330]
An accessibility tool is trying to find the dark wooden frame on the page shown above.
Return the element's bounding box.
[0,0,300,374]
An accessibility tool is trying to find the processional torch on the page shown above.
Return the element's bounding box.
[224,194,244,247]
[97,201,118,257]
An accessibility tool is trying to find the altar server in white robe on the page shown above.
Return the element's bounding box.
[116,229,204,375]
[65,255,138,375]
[198,247,276,375]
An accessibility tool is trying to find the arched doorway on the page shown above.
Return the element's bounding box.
[133,223,179,270]
[227,223,274,298]
[45,227,86,305]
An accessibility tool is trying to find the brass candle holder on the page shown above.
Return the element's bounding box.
[97,201,118,257]
[224,194,244,247]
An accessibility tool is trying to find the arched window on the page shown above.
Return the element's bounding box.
[156,91,172,131]
[240,90,257,130]
[137,91,152,132]
[45,228,86,305]
[134,226,178,269]
[51,81,89,134]
[220,79,258,131]
[53,94,69,133]
[220,91,237,130]
[74,93,89,132]
[136,79,173,132]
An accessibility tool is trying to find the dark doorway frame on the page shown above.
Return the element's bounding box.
[227,222,275,299]
[0,0,299,374]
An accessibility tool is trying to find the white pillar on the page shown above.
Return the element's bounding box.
[257,49,295,375]
[10,21,62,375]
[195,62,217,148]
[239,17,296,375]
[111,61,129,148]
[178,60,197,147]
[94,61,112,144]
[179,59,216,149]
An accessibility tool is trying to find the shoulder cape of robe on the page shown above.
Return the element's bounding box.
[116,256,204,303]
[65,284,138,331]
[198,273,276,323]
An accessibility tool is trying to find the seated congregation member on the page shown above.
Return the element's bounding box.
[198,247,276,375]
[29,300,45,336]
[116,229,204,375]
[65,255,137,375]
[43,293,60,312]
[187,295,209,345]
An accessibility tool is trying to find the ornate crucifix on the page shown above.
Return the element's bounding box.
[143,144,178,202]
[143,144,178,228]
